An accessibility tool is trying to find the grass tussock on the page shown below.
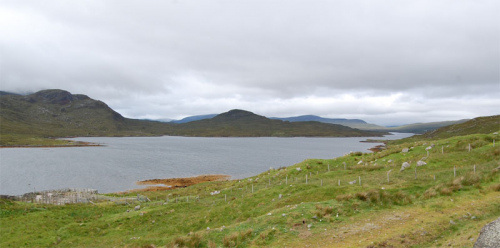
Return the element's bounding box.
[222,228,253,248]
[491,183,500,192]
[314,204,334,218]
[336,194,353,202]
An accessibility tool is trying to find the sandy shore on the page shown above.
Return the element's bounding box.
[130,174,231,192]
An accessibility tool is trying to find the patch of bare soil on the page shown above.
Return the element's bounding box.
[132,174,231,192]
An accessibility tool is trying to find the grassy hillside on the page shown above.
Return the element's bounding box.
[1,130,498,247]
[0,90,174,145]
[171,110,386,137]
[270,115,469,134]
[387,115,500,146]
[421,115,500,139]
[379,120,469,134]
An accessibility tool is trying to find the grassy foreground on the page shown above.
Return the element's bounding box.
[1,133,499,247]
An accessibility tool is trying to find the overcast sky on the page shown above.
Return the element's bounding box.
[0,0,498,125]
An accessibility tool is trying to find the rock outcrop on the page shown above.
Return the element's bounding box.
[474,217,500,248]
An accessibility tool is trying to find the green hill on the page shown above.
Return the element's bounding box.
[377,119,470,134]
[170,109,386,137]
[388,115,500,146]
[0,89,173,145]
[421,115,500,139]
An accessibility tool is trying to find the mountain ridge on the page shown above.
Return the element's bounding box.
[171,113,468,134]
[170,109,385,137]
[0,90,389,145]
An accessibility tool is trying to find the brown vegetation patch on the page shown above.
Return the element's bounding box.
[369,144,386,152]
[134,174,231,192]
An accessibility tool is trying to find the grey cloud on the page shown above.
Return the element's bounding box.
[0,0,498,125]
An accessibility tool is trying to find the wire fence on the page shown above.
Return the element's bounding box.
[8,145,498,206]
[152,161,498,208]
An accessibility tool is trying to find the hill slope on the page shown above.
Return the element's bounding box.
[0,89,172,145]
[381,119,470,134]
[170,114,218,123]
[270,115,467,134]
[171,109,387,137]
[271,115,383,130]
[421,115,500,139]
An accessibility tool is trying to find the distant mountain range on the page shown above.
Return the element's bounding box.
[169,113,468,134]
[169,109,384,137]
[170,114,218,124]
[0,89,390,145]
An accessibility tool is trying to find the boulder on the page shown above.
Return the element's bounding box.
[400,162,411,171]
[417,161,427,166]
[474,217,500,248]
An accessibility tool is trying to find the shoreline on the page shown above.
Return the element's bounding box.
[0,144,102,148]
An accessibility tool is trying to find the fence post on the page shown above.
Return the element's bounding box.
[469,144,471,152]
[359,176,361,186]
[252,184,254,193]
[442,146,444,154]
[328,164,330,172]
[306,174,308,184]
[286,175,288,185]
[454,166,456,178]
[338,179,340,186]
[474,165,476,174]
[225,194,227,202]
[414,166,417,179]
[387,170,392,183]
[343,162,346,170]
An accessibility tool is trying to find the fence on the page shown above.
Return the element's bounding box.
[16,188,99,205]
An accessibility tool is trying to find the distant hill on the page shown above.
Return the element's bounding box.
[167,113,466,134]
[271,115,383,130]
[171,114,217,123]
[0,91,20,96]
[267,115,467,134]
[420,115,499,139]
[170,109,387,137]
[381,120,470,134]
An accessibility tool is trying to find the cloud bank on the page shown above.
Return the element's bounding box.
[1,0,498,125]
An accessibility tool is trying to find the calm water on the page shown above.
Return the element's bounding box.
[0,133,413,195]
